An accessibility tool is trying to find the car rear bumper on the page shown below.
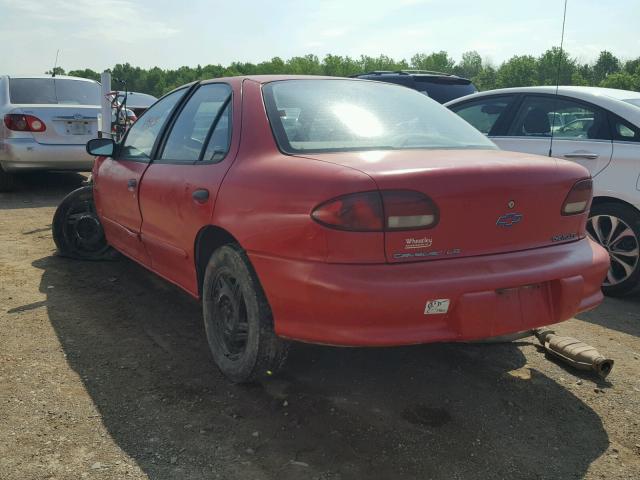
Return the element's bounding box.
[249,237,609,346]
[0,138,94,172]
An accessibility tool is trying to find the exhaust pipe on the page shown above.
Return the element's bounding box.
[533,328,614,379]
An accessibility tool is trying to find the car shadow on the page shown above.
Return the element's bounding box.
[577,295,640,338]
[0,171,87,210]
[31,254,609,480]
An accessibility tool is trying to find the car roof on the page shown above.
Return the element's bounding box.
[446,85,640,103]
[445,85,640,126]
[0,74,99,83]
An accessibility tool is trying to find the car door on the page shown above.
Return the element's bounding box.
[138,82,237,294]
[607,115,640,198]
[494,95,613,176]
[93,88,186,265]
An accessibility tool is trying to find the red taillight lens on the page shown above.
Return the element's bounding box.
[3,114,46,132]
[562,178,592,215]
[381,190,439,230]
[311,190,439,232]
[311,191,384,231]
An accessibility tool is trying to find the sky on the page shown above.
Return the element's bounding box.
[1,0,639,75]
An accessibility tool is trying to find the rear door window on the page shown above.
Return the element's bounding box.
[450,96,516,135]
[508,95,610,140]
[201,102,232,163]
[9,78,100,105]
[159,83,232,163]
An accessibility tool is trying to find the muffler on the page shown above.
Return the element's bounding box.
[533,328,614,379]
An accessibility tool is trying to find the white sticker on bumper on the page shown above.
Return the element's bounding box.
[424,299,450,315]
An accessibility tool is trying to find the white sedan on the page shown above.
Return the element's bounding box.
[446,86,640,296]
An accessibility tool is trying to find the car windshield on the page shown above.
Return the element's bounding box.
[263,79,496,154]
[9,78,100,105]
[623,98,640,108]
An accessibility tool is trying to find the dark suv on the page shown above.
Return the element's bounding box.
[351,70,477,104]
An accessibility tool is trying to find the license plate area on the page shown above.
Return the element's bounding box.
[64,120,91,135]
[496,282,552,327]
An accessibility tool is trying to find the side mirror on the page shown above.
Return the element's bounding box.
[86,138,115,157]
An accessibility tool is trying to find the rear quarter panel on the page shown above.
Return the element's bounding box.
[211,79,384,264]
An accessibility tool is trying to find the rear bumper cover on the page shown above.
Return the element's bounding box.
[249,237,609,346]
[0,138,94,171]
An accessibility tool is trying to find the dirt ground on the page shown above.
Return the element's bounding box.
[1,172,639,480]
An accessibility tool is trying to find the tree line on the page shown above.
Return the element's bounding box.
[48,49,640,98]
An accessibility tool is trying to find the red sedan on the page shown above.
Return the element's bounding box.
[53,76,609,383]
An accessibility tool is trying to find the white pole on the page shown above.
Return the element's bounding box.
[99,71,112,138]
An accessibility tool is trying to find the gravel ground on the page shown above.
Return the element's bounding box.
[1,172,639,480]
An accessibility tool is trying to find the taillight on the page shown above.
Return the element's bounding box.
[562,178,592,215]
[3,114,46,132]
[311,192,383,231]
[381,190,439,230]
[311,190,439,232]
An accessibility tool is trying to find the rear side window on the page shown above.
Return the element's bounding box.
[160,83,232,163]
[610,116,640,142]
[450,96,515,135]
[9,78,100,105]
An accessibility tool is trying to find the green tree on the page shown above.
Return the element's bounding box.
[67,68,101,82]
[323,54,361,77]
[44,66,66,76]
[51,49,639,97]
[473,65,497,91]
[593,50,621,84]
[600,71,638,90]
[496,55,538,88]
[358,54,407,73]
[537,47,575,85]
[624,57,640,75]
[570,71,590,86]
[410,51,454,73]
[454,51,482,79]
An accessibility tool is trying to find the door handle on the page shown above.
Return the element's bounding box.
[127,178,137,190]
[192,189,210,203]
[563,152,599,160]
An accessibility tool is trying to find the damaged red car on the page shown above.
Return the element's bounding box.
[53,76,610,382]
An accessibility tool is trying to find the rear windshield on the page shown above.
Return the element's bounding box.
[413,78,477,103]
[263,79,496,154]
[623,98,640,108]
[9,78,100,105]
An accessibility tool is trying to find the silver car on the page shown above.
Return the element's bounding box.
[0,75,100,190]
[446,86,640,296]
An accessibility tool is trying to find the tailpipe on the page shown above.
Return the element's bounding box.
[533,328,614,379]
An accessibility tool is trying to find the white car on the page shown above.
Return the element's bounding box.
[446,86,640,296]
[0,75,100,191]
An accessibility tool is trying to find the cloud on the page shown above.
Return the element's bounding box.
[0,0,178,42]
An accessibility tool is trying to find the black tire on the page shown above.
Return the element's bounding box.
[52,186,116,260]
[588,202,640,297]
[202,244,289,383]
[0,165,15,192]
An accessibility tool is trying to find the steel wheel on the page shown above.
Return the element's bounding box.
[587,214,640,287]
[202,245,289,383]
[52,186,114,260]
[210,269,249,360]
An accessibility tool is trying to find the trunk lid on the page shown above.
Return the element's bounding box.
[13,105,99,145]
[297,149,590,263]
